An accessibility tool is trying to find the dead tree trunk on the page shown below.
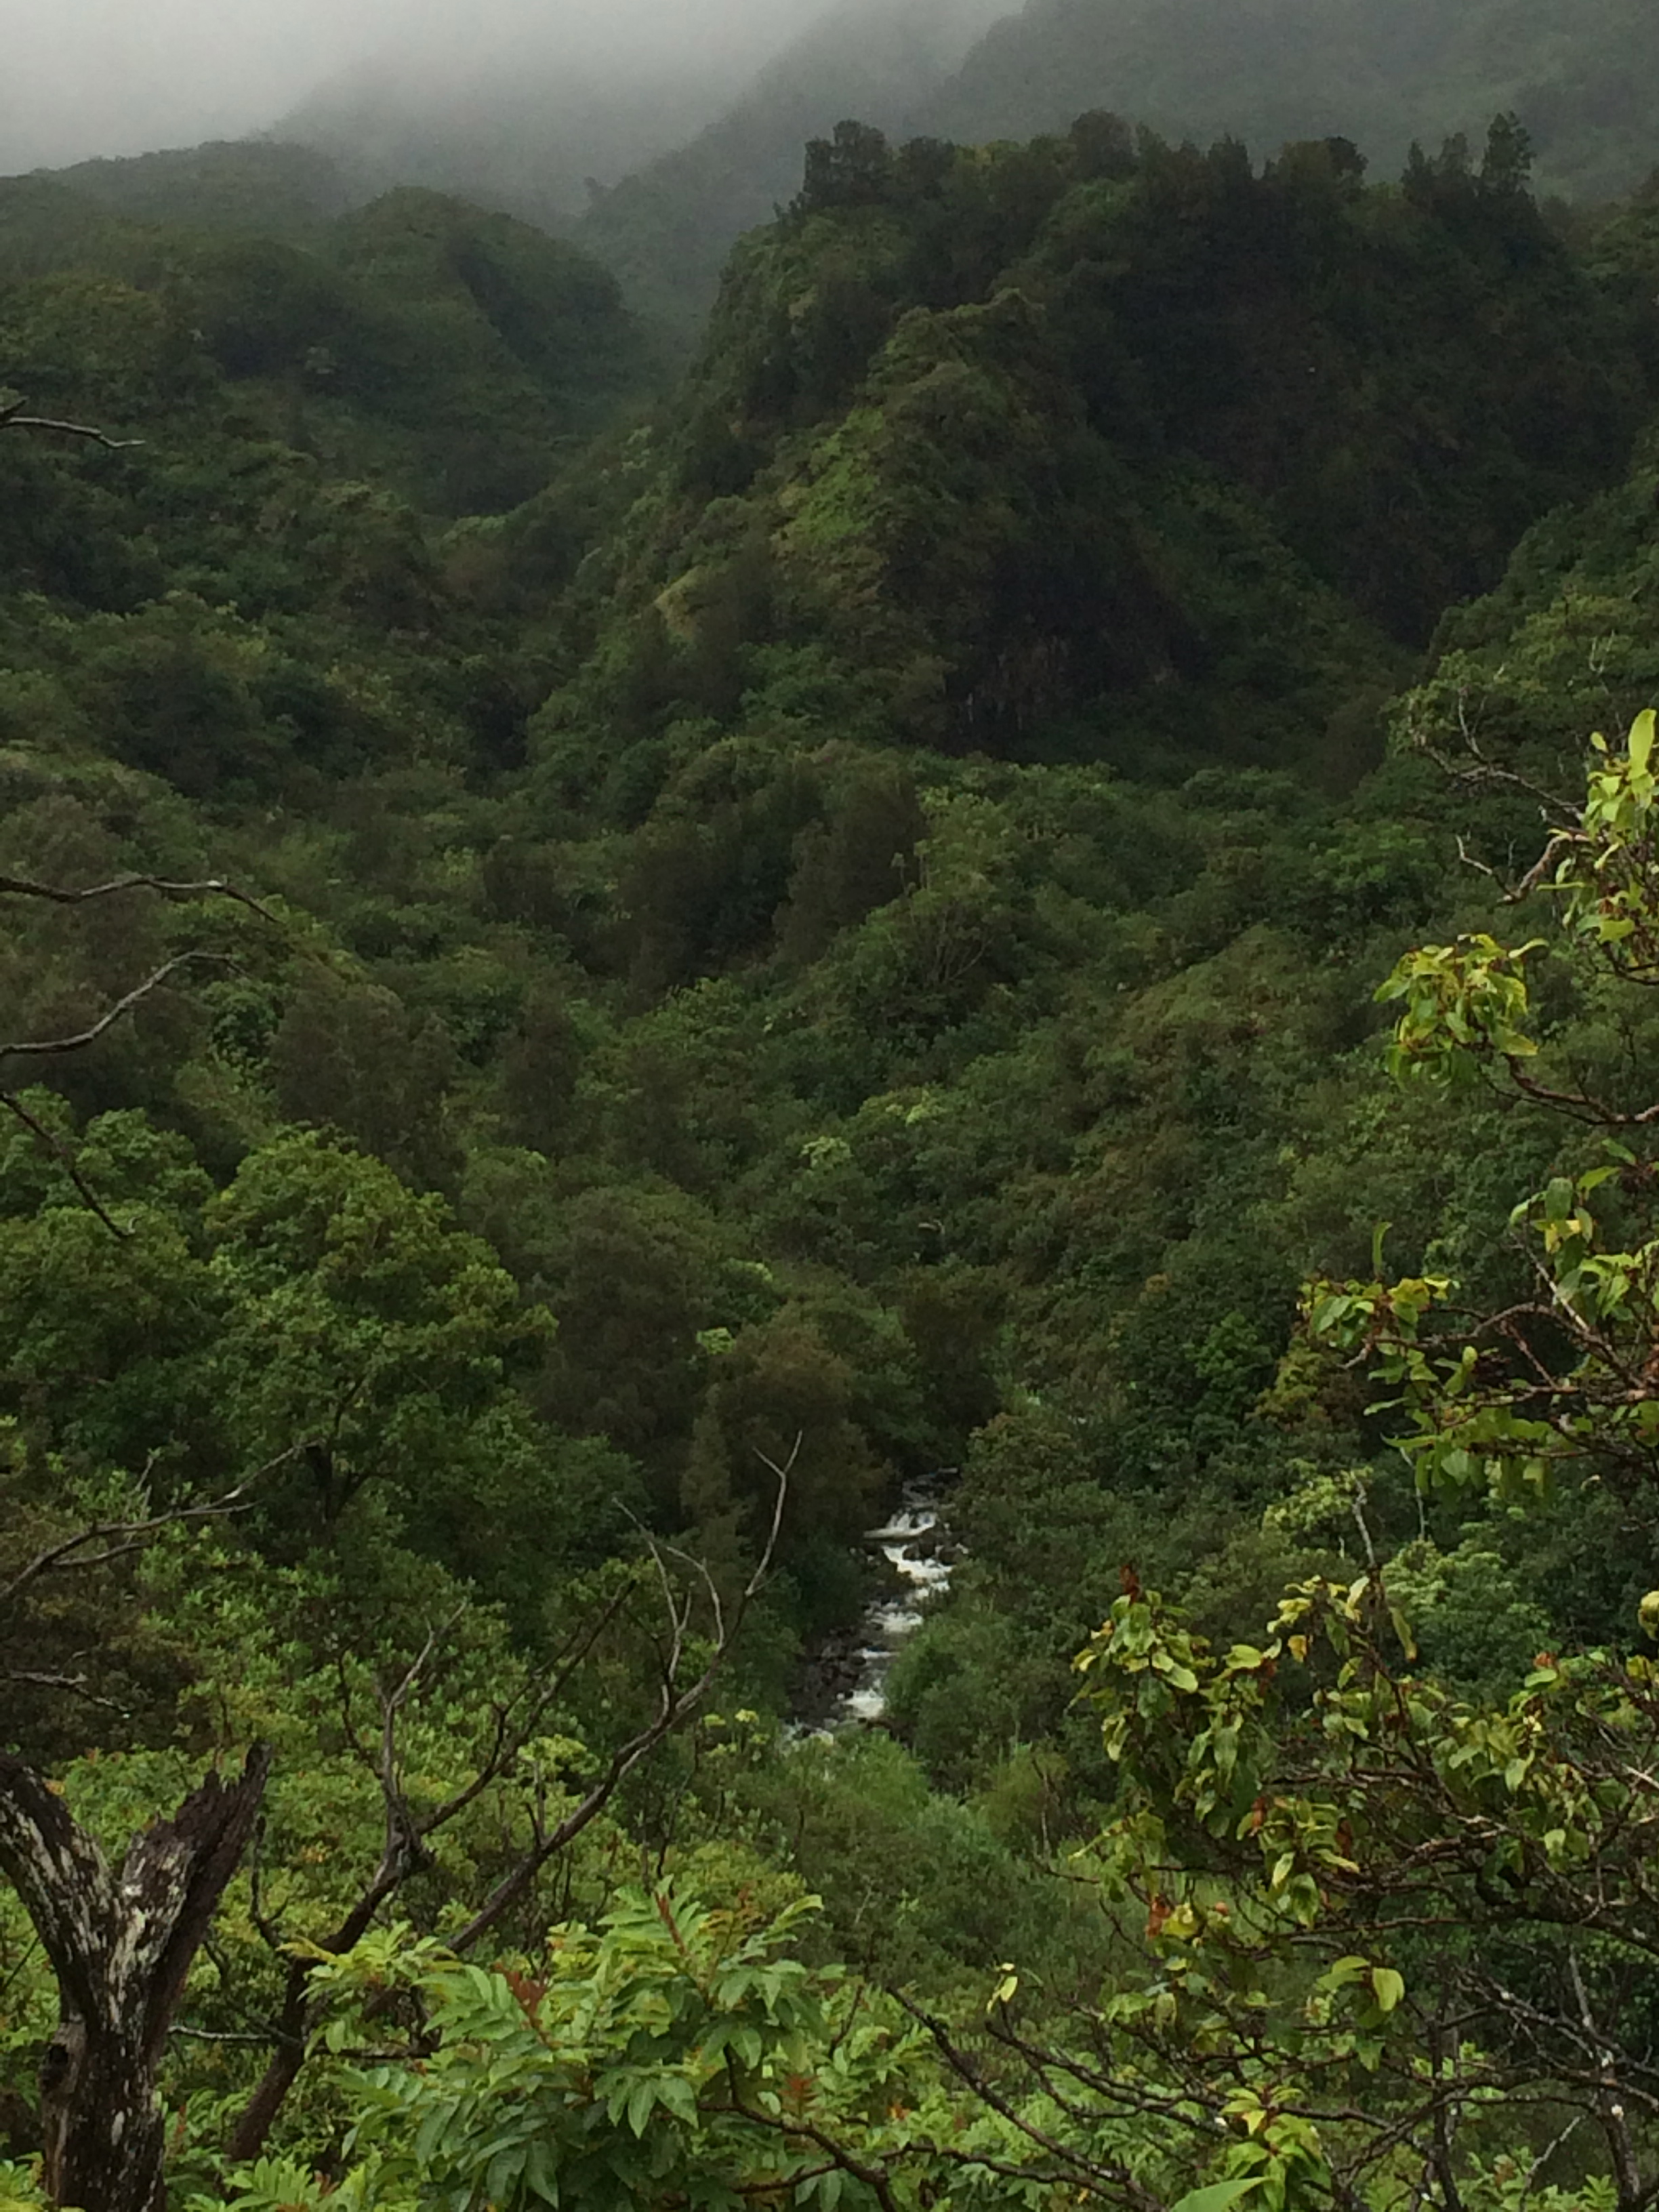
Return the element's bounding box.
[0,1745,271,2212]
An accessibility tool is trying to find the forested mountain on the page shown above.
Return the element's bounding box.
[924,0,1659,199]
[41,141,359,239]
[29,0,1659,339]
[0,173,651,515]
[583,0,1659,327]
[572,0,1008,330]
[8,87,1659,2212]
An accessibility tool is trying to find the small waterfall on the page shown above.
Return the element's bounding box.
[835,1475,956,1725]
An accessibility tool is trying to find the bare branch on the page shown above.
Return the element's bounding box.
[0,1454,293,1612]
[750,1435,798,1598]
[223,1478,796,2169]
[0,869,279,925]
[0,1088,134,1236]
[0,396,142,450]
[2,1669,129,1714]
[442,1465,793,1957]
[1,951,230,1062]
[893,1990,1164,2211]
[0,870,285,1231]
[1569,1950,1645,2212]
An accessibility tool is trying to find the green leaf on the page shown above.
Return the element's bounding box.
[1370,1966,1405,2014]
[1631,708,1655,777]
[1169,2182,1265,2212]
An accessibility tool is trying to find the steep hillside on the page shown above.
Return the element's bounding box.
[38,139,358,238]
[573,0,1659,329]
[0,176,652,514]
[573,0,1007,333]
[9,121,1659,2205]
[535,115,1650,829]
[924,0,1659,201]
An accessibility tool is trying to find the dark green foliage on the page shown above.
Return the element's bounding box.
[539,117,1647,836]
[563,0,1659,337]
[924,0,1659,205]
[43,140,358,237]
[1,173,651,518]
[10,106,1659,2205]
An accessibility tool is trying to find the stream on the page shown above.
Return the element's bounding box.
[795,1475,958,1730]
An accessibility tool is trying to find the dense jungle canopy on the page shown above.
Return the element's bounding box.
[7,63,1659,2212]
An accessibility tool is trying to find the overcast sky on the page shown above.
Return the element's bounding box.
[0,0,839,173]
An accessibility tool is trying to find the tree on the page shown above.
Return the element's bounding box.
[1311,707,1659,1507]
[966,710,1659,2212]
[0,872,787,2205]
[794,123,896,218]
[0,1749,270,2212]
[0,867,270,1235]
[0,1452,788,2203]
[258,1889,954,2212]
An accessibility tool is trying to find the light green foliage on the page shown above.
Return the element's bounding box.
[207,1128,548,1521]
[1561,708,1659,972]
[9,103,1659,2211]
[1378,933,1542,1083]
[253,1889,1035,2212]
[1307,716,1659,1503]
[1070,1561,1659,2209]
[0,2163,46,2212]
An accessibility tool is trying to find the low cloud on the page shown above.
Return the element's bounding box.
[0,0,838,173]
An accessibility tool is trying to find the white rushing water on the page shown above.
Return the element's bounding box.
[836,1478,956,1724]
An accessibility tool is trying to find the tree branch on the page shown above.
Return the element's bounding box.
[0,1088,134,1237]
[226,1462,792,2162]
[0,397,142,450]
[0,1476,263,1614]
[0,870,278,924]
[1,951,230,1061]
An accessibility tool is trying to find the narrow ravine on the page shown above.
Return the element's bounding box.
[837,1481,956,1722]
[790,1475,960,1731]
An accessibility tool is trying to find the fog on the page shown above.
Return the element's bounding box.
[0,0,848,174]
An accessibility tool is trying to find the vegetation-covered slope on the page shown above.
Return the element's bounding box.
[40,139,359,238]
[571,0,1006,331]
[579,0,1659,327]
[545,114,1648,824]
[925,0,1659,200]
[7,97,1659,2212]
[0,173,651,515]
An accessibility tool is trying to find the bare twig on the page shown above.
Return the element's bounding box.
[1,951,230,1061]
[894,1991,1163,2211]
[0,1477,264,1614]
[226,1462,792,2162]
[0,396,142,450]
[0,870,279,924]
[0,871,285,1231]
[448,1457,792,1956]
[1569,1951,1645,2211]
[0,1087,133,1236]
[2,1670,128,1714]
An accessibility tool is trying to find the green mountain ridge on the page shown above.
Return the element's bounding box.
[922,0,1659,199]
[39,138,359,239]
[7,91,1659,2211]
[587,0,1659,329]
[0,172,652,516]
[29,0,1659,340]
